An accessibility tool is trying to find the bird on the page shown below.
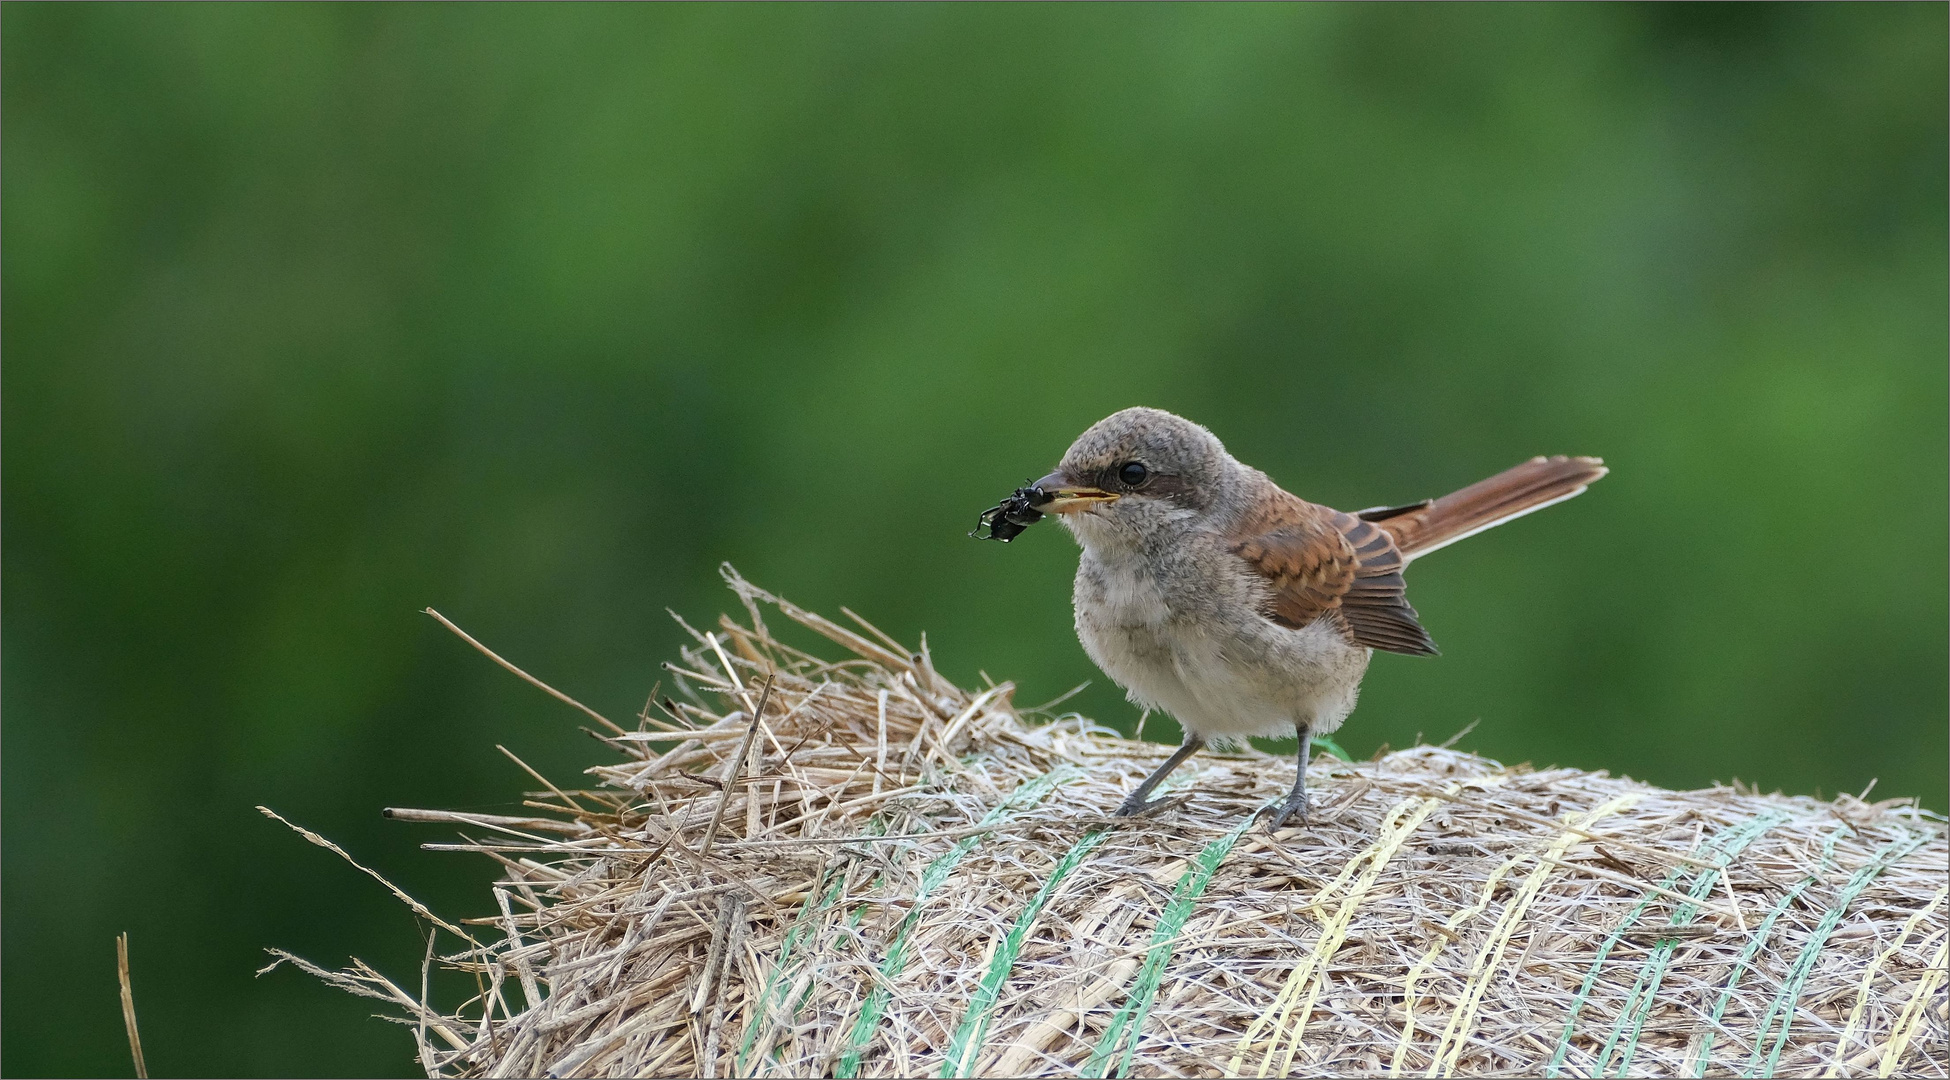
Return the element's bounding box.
[1018,406,1606,829]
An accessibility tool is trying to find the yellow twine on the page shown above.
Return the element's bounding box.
[1225,786,1469,1078]
[1824,885,1946,1077]
[1388,857,1524,1075]
[1877,932,1950,1078]
[1389,794,1636,1076]
[1422,793,1639,1077]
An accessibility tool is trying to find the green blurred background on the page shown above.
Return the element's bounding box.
[4,4,1944,1075]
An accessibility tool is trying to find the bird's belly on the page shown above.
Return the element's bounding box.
[1074,554,1370,744]
[1072,564,1206,723]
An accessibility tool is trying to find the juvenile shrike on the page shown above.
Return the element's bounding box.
[1016,407,1605,828]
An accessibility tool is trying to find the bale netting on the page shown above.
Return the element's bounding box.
[273,568,1948,1078]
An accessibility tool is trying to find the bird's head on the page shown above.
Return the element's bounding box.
[1030,407,1242,548]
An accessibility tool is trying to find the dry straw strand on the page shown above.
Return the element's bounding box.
[257,805,478,945]
[1426,792,1641,1078]
[1823,883,1947,1076]
[940,828,1113,1078]
[835,767,1074,1078]
[1230,789,1457,1079]
[1546,807,1789,1078]
[271,568,1947,1079]
[424,607,627,736]
[117,932,148,1080]
[1597,807,1796,1077]
[1084,813,1264,1079]
[1879,933,1950,1078]
[1744,829,1936,1078]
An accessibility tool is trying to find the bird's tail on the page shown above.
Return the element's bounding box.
[1364,455,1607,563]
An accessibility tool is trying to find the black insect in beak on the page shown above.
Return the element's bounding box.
[970,482,1051,542]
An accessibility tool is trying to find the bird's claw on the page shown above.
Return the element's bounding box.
[1265,793,1312,831]
[1115,793,1191,818]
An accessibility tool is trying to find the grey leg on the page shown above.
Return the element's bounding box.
[1268,725,1313,829]
[1115,736,1206,816]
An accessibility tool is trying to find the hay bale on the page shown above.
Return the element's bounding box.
[278,568,1947,1078]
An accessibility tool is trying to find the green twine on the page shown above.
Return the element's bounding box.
[833,767,1073,1078]
[1080,813,1261,1079]
[1739,829,1933,1078]
[1682,827,1845,1078]
[1313,735,1353,763]
[736,815,895,1075]
[1544,809,1789,1078]
[938,828,1112,1078]
[733,865,847,1076]
[1597,811,1804,1076]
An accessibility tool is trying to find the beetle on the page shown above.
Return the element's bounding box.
[969,483,1049,542]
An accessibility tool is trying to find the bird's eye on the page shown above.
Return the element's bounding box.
[1118,461,1149,487]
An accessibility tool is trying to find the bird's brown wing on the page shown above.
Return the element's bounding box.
[1227,491,1440,656]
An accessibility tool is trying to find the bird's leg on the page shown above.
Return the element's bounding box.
[1268,725,1314,829]
[1115,736,1206,816]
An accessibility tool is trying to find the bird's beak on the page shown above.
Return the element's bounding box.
[1030,472,1120,515]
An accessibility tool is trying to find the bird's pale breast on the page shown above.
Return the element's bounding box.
[1069,521,1371,745]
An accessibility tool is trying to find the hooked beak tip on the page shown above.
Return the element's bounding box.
[1031,476,1119,515]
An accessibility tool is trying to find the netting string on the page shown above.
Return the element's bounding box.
[938,828,1112,1077]
[1420,793,1640,1078]
[1083,811,1263,1079]
[1822,883,1946,1077]
[1226,786,1478,1079]
[734,862,847,1076]
[833,766,1074,1078]
[1740,829,1935,1078]
[1877,932,1950,1078]
[1682,827,1846,1077]
[1598,809,1805,1076]
[1543,808,1789,1077]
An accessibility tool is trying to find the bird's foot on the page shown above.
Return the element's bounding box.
[1265,791,1312,831]
[1115,792,1192,818]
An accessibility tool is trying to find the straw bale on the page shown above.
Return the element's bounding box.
[272,567,1948,1078]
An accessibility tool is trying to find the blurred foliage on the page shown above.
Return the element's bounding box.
[3,4,1944,1076]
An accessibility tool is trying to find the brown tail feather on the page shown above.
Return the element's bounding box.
[1376,455,1607,562]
